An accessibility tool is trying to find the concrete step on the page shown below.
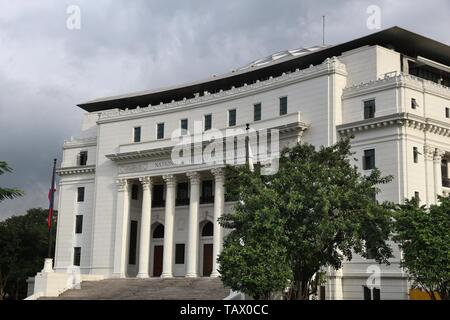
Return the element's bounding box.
[40,277,230,300]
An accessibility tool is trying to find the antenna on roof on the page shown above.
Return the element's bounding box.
[322,15,326,46]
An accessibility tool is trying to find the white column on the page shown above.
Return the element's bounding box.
[137,176,152,278]
[211,168,225,277]
[186,172,200,278]
[433,149,444,202]
[161,174,176,278]
[113,178,130,278]
[424,146,435,206]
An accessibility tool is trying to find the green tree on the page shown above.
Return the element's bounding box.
[219,165,292,299]
[219,138,394,299]
[393,197,450,300]
[0,161,24,202]
[0,208,56,300]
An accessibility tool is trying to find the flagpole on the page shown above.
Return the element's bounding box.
[47,158,57,259]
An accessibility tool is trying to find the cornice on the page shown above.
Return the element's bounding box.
[97,57,347,124]
[56,165,96,176]
[337,112,450,137]
[63,137,97,149]
[343,73,450,99]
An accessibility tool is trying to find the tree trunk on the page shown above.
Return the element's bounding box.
[290,269,311,300]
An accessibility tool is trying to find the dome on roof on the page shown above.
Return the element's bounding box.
[237,45,330,71]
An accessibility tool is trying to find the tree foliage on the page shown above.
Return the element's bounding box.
[0,208,56,300]
[219,138,394,299]
[393,197,450,300]
[0,161,24,202]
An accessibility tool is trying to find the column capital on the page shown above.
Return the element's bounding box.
[139,176,153,190]
[163,174,177,187]
[424,145,435,160]
[186,171,201,185]
[211,167,225,181]
[116,178,129,192]
[434,148,445,161]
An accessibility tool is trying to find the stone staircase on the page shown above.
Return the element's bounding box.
[40,277,230,300]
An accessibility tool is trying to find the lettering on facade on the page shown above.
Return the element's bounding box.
[118,160,177,174]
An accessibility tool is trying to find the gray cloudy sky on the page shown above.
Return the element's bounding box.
[0,0,449,219]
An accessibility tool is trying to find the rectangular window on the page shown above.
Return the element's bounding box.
[200,180,214,204]
[320,286,326,300]
[228,109,236,127]
[175,244,185,264]
[413,147,419,163]
[204,114,212,131]
[446,107,449,118]
[157,123,165,139]
[442,160,449,188]
[363,149,375,170]
[75,215,83,234]
[279,96,288,115]
[180,118,188,135]
[77,187,85,202]
[152,184,165,208]
[176,182,189,206]
[364,99,376,119]
[128,220,138,265]
[363,286,371,300]
[79,151,88,166]
[411,98,418,109]
[73,247,81,266]
[131,184,139,200]
[254,103,262,121]
[373,288,381,300]
[133,127,141,143]
[414,192,420,202]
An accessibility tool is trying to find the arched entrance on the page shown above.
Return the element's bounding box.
[151,223,164,277]
[199,221,213,277]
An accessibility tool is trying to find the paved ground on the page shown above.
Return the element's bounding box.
[40,277,230,300]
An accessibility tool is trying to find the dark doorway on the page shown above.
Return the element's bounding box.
[153,245,163,277]
[203,244,213,276]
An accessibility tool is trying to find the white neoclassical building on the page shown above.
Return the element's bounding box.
[52,27,450,300]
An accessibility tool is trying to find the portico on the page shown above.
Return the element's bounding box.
[113,168,226,279]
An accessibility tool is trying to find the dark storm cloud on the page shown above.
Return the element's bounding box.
[0,0,449,219]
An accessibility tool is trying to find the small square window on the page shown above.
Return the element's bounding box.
[228,109,236,127]
[254,103,261,121]
[413,147,419,163]
[157,123,165,139]
[279,97,288,115]
[77,187,85,202]
[73,247,81,266]
[79,151,88,166]
[204,114,212,131]
[133,127,141,143]
[364,100,376,119]
[180,119,188,135]
[75,215,83,234]
[363,149,375,170]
